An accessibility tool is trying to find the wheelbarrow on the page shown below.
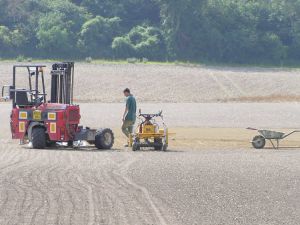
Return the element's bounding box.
[247,127,300,149]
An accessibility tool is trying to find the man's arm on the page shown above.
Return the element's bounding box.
[123,107,128,122]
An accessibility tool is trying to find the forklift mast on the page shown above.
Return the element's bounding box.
[50,62,74,104]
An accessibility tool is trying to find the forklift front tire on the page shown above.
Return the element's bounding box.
[31,127,46,149]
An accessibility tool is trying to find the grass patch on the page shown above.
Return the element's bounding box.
[1,58,300,69]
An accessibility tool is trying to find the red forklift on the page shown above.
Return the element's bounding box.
[2,62,114,149]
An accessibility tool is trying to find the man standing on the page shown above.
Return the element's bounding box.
[122,88,137,146]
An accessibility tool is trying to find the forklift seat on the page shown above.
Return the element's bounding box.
[15,90,30,106]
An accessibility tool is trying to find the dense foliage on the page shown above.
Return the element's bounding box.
[0,0,300,64]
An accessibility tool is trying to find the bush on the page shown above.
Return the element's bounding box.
[85,57,92,63]
[16,55,25,62]
[112,25,166,60]
[127,58,138,64]
[112,37,135,58]
[79,16,121,57]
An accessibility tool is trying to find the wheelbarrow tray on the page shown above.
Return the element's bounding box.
[258,130,285,139]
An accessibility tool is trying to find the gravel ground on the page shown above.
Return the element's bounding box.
[1,62,300,103]
[0,102,300,224]
[0,144,299,225]
[128,150,300,225]
[2,101,300,129]
[43,102,300,128]
[1,62,300,224]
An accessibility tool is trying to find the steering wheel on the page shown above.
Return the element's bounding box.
[29,90,44,104]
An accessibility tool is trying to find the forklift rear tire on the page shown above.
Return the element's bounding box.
[95,128,114,150]
[31,127,46,149]
[252,135,266,149]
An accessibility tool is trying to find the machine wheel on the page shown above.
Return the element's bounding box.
[95,128,114,150]
[46,141,56,148]
[154,138,163,150]
[252,135,266,149]
[162,144,168,151]
[31,127,46,149]
[132,142,140,151]
[67,141,74,147]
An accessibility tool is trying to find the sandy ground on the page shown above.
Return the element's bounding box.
[1,62,300,103]
[0,62,300,224]
[3,102,300,149]
[0,102,300,224]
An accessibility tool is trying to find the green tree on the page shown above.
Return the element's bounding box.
[113,25,166,60]
[0,25,26,57]
[37,13,73,56]
[0,0,299,64]
[112,36,135,58]
[0,26,12,56]
[78,16,121,57]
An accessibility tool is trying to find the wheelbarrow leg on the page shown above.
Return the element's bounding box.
[269,139,277,149]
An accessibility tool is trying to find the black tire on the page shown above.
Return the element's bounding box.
[95,128,114,150]
[31,127,46,149]
[46,141,56,148]
[132,142,140,151]
[162,144,168,151]
[67,141,73,147]
[252,135,266,149]
[154,138,163,150]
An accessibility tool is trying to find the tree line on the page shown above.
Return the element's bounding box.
[0,0,300,64]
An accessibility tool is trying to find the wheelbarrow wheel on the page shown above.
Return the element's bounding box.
[252,135,266,149]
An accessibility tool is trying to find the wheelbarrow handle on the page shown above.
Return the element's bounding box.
[282,130,300,138]
[246,127,258,131]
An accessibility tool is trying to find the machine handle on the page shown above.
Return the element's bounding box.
[1,85,12,101]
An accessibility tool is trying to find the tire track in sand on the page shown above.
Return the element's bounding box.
[208,72,247,98]
[111,154,168,225]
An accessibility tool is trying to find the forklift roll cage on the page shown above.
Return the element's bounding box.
[2,62,75,108]
[9,65,47,108]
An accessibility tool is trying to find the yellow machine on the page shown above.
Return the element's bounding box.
[129,110,169,151]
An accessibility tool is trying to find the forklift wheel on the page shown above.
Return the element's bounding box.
[95,128,114,150]
[31,127,46,149]
[252,135,266,149]
[46,141,56,148]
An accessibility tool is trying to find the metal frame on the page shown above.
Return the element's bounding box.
[248,127,300,149]
[11,65,46,108]
[50,62,74,104]
[130,111,169,150]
